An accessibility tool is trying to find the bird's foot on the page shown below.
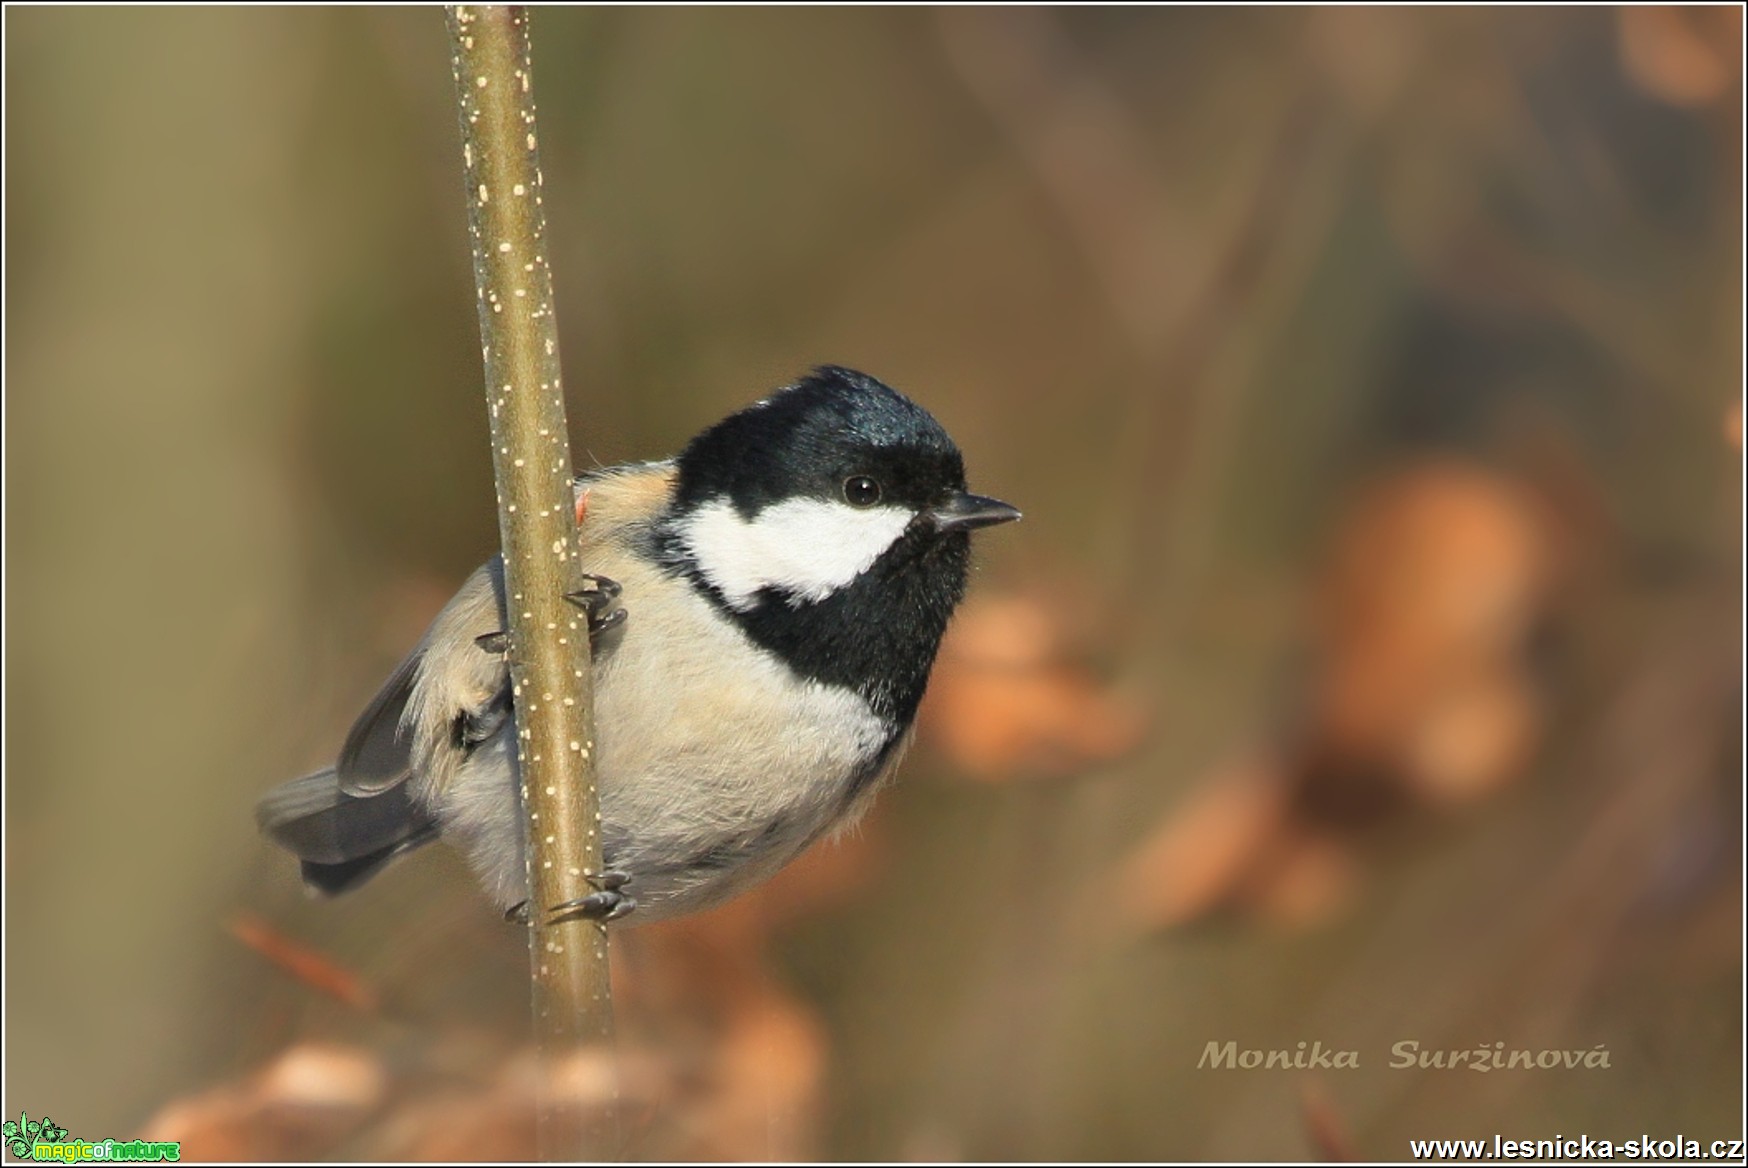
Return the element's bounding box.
[566,574,626,642]
[563,574,621,618]
[477,576,626,656]
[550,889,637,923]
[505,870,636,925]
[551,868,636,922]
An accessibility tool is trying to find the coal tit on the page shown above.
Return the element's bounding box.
[257,366,1020,922]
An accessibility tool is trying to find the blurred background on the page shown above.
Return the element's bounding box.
[4,6,1741,1161]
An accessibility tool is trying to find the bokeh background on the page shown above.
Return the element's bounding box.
[5,6,1742,1161]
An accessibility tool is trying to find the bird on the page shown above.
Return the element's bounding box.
[256,365,1020,924]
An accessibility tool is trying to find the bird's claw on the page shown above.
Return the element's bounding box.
[505,870,636,925]
[563,574,622,617]
[480,577,625,656]
[550,890,637,923]
[587,607,627,641]
[565,575,626,642]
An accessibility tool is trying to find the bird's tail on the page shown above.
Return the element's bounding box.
[255,767,438,896]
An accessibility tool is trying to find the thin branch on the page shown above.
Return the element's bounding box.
[447,6,615,1157]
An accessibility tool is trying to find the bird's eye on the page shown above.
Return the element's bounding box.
[843,475,882,507]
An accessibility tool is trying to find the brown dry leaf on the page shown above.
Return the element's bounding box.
[611,942,827,1160]
[1319,461,1550,679]
[1312,461,1550,794]
[386,1088,532,1163]
[1400,667,1540,806]
[1119,463,1556,935]
[1618,7,1736,108]
[923,591,1146,781]
[600,851,841,1159]
[379,1043,665,1162]
[139,1043,387,1161]
[256,1043,390,1112]
[1113,754,1290,931]
[1240,823,1363,932]
[229,912,380,1013]
[683,992,827,1161]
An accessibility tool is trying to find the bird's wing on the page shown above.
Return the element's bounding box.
[337,559,506,799]
[335,648,425,795]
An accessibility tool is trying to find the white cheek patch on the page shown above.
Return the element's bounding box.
[678,497,914,610]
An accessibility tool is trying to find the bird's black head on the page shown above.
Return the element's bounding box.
[659,366,1019,726]
[673,365,967,518]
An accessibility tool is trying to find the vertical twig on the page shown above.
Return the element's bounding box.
[447,6,615,1157]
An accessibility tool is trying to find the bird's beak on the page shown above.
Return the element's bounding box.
[930,490,1022,533]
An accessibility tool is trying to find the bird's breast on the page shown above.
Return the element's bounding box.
[588,551,896,874]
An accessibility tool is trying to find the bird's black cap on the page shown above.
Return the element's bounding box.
[673,366,967,517]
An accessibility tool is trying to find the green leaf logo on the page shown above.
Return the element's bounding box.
[2,1110,68,1155]
[5,1111,31,1158]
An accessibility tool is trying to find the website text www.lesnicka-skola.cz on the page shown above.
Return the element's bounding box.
[1409,1134,1746,1161]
